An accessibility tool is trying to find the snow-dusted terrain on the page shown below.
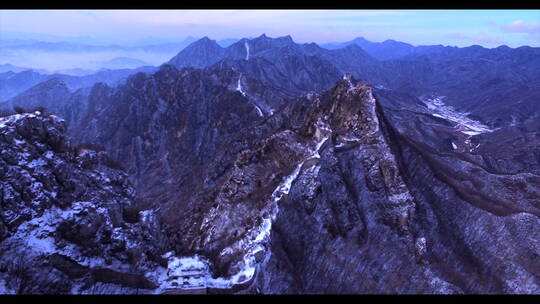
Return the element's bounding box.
[423,96,495,152]
[245,40,250,61]
[165,121,331,292]
[0,112,163,294]
[235,73,263,117]
[424,96,493,136]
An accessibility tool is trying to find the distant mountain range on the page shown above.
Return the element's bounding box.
[165,34,540,128]
[321,37,417,60]
[0,65,157,101]
[0,57,151,77]
[99,57,150,70]
[0,37,194,53]
[0,63,49,74]
[320,36,523,61]
[0,36,241,55]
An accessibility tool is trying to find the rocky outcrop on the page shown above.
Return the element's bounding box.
[238,75,451,294]
[0,112,165,294]
[221,74,538,294]
[243,78,539,294]
[157,74,426,292]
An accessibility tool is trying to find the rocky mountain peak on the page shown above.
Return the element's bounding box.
[194,36,219,46]
[276,35,294,43]
[246,34,296,52]
[169,75,417,287]
[167,37,225,69]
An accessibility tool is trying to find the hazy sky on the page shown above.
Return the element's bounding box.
[1,9,540,47]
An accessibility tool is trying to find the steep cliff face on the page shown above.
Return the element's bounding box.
[68,66,273,237]
[0,112,166,294]
[139,74,425,292]
[234,75,455,294]
[239,77,540,294]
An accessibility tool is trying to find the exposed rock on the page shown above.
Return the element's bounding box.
[0,112,165,294]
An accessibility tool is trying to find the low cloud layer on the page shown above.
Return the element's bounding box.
[0,49,172,73]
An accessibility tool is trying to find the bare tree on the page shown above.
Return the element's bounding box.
[7,253,32,294]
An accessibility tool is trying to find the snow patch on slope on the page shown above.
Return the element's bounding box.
[236,74,246,97]
[216,120,332,286]
[236,74,263,117]
[424,96,493,136]
[343,74,354,92]
[245,40,250,60]
[159,119,333,293]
